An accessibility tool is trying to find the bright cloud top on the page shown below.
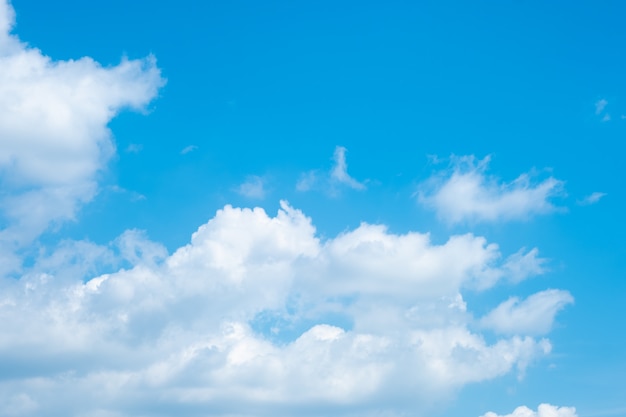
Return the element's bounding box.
[0,202,568,416]
[0,0,164,254]
[418,155,564,224]
[481,403,577,417]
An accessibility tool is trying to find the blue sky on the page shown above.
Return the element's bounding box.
[0,0,624,416]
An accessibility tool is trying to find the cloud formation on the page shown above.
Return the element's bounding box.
[331,146,366,190]
[0,0,164,262]
[418,156,564,224]
[577,192,606,206]
[480,403,577,417]
[595,99,612,122]
[297,146,365,193]
[237,175,266,199]
[0,3,576,415]
[0,202,565,416]
[180,145,198,155]
[481,289,574,335]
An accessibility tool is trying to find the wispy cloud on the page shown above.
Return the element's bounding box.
[502,247,547,284]
[296,170,319,192]
[180,145,198,155]
[296,146,366,193]
[577,192,606,206]
[108,185,146,202]
[480,289,574,335]
[418,155,565,224]
[595,99,612,122]
[125,143,143,153]
[236,175,266,199]
[331,146,366,190]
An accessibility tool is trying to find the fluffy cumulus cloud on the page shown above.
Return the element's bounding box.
[480,403,577,417]
[0,0,164,260]
[418,156,564,224]
[0,201,568,416]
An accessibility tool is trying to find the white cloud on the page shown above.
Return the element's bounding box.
[481,289,574,335]
[331,146,366,190]
[295,170,319,191]
[0,202,563,416]
[0,0,164,255]
[502,248,546,284]
[480,403,577,417]
[237,175,266,199]
[108,185,146,202]
[595,99,611,121]
[577,192,606,206]
[180,145,198,155]
[296,146,365,193]
[125,143,143,153]
[418,155,564,224]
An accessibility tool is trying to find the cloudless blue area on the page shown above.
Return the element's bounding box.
[11,1,626,415]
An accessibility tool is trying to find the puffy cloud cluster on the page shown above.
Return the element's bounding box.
[418,155,564,224]
[0,0,164,266]
[481,403,577,417]
[0,202,570,416]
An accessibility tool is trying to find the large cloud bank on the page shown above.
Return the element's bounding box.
[0,202,572,416]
